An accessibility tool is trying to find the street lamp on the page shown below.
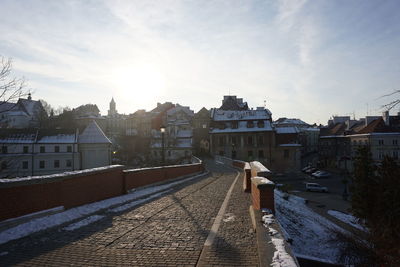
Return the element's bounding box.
[160,126,166,165]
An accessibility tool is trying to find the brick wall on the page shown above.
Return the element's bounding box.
[251,177,275,213]
[0,162,204,222]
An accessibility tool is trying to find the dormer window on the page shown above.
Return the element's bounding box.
[257,120,264,128]
[219,123,226,130]
[232,122,238,129]
[247,121,254,128]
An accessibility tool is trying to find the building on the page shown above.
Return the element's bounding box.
[274,118,320,156]
[209,96,301,172]
[0,94,47,129]
[192,107,211,155]
[0,121,112,178]
[105,98,127,137]
[319,111,400,171]
[151,104,194,164]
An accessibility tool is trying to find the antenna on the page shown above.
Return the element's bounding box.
[366,103,369,116]
[264,100,266,108]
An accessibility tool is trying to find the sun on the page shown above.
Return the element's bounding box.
[111,64,166,107]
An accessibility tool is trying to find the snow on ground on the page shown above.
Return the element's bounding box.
[63,215,105,231]
[328,210,367,232]
[0,172,206,245]
[262,214,297,267]
[275,190,345,264]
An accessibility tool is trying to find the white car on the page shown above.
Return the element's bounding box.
[306,183,328,192]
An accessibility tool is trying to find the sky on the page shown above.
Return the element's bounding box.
[1,0,400,124]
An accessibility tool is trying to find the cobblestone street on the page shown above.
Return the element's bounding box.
[0,160,259,266]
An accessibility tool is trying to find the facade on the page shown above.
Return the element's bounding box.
[151,105,194,164]
[210,96,301,172]
[0,121,112,178]
[192,107,211,155]
[0,94,47,129]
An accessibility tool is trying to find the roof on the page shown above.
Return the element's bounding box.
[275,118,309,126]
[78,121,111,144]
[220,96,248,110]
[37,129,77,143]
[356,118,396,134]
[0,129,37,143]
[213,109,271,121]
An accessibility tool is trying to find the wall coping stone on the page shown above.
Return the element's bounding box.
[123,162,202,173]
[0,165,125,188]
[251,176,275,189]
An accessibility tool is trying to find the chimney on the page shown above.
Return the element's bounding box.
[382,111,390,126]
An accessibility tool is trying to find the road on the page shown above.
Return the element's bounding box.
[0,159,259,267]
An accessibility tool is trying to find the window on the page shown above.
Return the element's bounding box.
[1,146,7,154]
[284,149,290,159]
[66,159,72,167]
[393,151,398,159]
[40,146,45,153]
[202,124,207,129]
[257,120,264,128]
[23,146,29,153]
[1,161,7,169]
[393,140,398,146]
[67,146,72,152]
[248,150,253,157]
[258,150,264,158]
[378,140,384,146]
[231,122,238,129]
[22,161,28,169]
[247,121,254,128]
[54,160,60,168]
[378,152,384,160]
[39,161,45,169]
[55,146,60,153]
[247,136,253,145]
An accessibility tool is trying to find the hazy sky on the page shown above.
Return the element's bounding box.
[1,0,400,124]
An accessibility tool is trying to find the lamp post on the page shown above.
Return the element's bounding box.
[160,126,166,165]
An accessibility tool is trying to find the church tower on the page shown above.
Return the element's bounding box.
[108,97,117,116]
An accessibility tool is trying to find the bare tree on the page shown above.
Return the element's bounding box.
[380,90,400,111]
[0,56,29,112]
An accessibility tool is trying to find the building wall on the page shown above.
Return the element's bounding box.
[79,143,111,169]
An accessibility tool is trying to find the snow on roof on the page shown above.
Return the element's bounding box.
[275,118,308,125]
[0,102,17,113]
[0,133,36,144]
[210,120,273,133]
[275,127,299,134]
[167,105,194,117]
[213,109,271,121]
[78,121,111,144]
[38,134,76,144]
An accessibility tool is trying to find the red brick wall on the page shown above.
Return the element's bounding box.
[0,163,204,222]
[251,181,275,213]
[124,164,204,191]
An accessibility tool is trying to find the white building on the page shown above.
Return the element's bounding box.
[0,121,112,178]
[0,94,46,129]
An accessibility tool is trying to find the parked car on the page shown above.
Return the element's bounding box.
[312,171,331,178]
[305,183,328,192]
[302,166,312,172]
[305,167,318,174]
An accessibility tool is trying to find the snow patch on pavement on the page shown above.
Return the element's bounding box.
[328,210,367,232]
[63,215,105,231]
[275,190,346,264]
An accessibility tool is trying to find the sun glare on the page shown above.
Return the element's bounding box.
[111,64,166,107]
